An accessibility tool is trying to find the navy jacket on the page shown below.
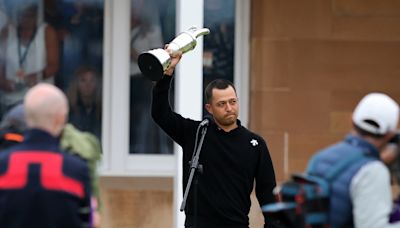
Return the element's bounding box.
[0,129,91,228]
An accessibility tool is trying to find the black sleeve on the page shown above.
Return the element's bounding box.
[254,137,278,226]
[151,76,198,146]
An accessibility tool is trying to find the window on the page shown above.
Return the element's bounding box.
[203,0,235,114]
[0,0,104,141]
[129,0,175,154]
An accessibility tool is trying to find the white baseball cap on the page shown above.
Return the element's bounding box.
[352,93,399,135]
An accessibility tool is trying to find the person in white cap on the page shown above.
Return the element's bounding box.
[306,92,400,228]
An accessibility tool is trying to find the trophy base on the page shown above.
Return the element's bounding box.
[138,53,164,81]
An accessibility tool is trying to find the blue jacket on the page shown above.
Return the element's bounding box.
[307,134,379,228]
[0,129,91,228]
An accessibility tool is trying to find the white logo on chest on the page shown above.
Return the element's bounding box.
[250,139,258,147]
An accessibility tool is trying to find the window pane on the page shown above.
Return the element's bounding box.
[0,0,104,141]
[203,0,235,114]
[129,0,175,154]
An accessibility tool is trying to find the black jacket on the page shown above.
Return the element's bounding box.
[152,76,277,228]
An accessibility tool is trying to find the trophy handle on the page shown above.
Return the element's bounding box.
[168,27,211,56]
[189,26,210,38]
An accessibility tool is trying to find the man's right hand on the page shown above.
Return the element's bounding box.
[164,46,182,76]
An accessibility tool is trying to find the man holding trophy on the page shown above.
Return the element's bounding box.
[144,27,279,228]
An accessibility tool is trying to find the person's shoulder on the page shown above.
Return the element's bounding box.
[61,150,89,170]
[314,140,346,156]
[59,151,91,186]
[238,126,269,149]
[0,129,24,156]
[241,126,265,140]
[357,160,387,176]
[350,160,389,194]
[44,23,57,37]
[307,143,341,165]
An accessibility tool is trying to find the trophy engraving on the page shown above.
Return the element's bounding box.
[138,26,210,81]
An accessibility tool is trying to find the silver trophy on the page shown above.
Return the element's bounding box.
[138,26,210,81]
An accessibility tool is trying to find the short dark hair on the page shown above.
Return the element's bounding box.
[204,79,236,103]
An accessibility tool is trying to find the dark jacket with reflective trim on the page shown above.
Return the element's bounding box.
[0,129,91,228]
[0,128,24,150]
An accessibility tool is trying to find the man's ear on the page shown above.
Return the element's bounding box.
[54,112,67,134]
[205,103,212,115]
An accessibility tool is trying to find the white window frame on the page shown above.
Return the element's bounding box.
[235,0,251,128]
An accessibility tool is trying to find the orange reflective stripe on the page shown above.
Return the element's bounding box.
[4,133,24,143]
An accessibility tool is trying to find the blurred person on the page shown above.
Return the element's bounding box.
[381,142,400,188]
[60,123,102,227]
[381,143,399,166]
[0,0,12,34]
[0,102,103,227]
[151,51,278,227]
[306,93,400,227]
[0,4,8,33]
[0,3,10,117]
[380,135,400,223]
[0,2,59,112]
[0,83,91,227]
[0,103,25,150]
[55,0,104,90]
[203,0,234,82]
[0,103,25,149]
[66,65,102,139]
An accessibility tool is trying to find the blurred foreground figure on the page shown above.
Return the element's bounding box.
[0,104,25,150]
[0,107,102,227]
[307,93,400,228]
[0,84,91,228]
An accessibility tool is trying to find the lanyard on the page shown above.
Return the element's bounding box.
[17,27,37,68]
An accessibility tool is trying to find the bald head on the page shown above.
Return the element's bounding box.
[24,83,69,136]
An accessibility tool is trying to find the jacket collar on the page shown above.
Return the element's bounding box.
[214,119,243,134]
[23,128,60,145]
[344,134,380,159]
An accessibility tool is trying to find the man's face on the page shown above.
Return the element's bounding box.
[205,86,239,128]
